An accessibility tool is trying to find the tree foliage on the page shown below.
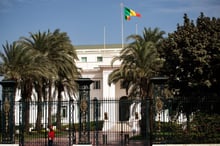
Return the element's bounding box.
[109,27,165,99]
[160,13,220,113]
[160,13,220,97]
[0,29,80,131]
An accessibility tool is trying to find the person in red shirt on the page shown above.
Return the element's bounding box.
[48,125,55,146]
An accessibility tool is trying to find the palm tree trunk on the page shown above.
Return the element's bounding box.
[35,83,43,131]
[140,100,147,137]
[186,113,190,132]
[139,99,153,145]
[140,79,153,146]
[48,80,53,127]
[139,79,150,138]
[21,79,33,133]
[149,97,153,146]
[56,81,63,130]
[24,99,30,133]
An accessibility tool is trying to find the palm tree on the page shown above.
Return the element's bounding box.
[49,29,80,129]
[108,27,165,138]
[0,42,26,81]
[0,41,53,132]
[20,29,80,129]
[19,31,57,131]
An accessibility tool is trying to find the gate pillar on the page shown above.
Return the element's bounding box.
[75,78,93,145]
[150,77,168,145]
[0,80,16,144]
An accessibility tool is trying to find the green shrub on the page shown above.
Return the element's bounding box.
[189,113,220,143]
[151,113,220,143]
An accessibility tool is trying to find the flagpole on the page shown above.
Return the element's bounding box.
[104,25,106,50]
[120,3,124,49]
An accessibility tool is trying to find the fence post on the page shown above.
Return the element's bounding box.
[69,99,76,145]
[75,78,93,145]
[102,134,107,144]
[94,98,99,146]
[124,134,129,144]
[146,97,154,146]
[19,100,24,146]
[0,80,16,144]
[150,77,168,145]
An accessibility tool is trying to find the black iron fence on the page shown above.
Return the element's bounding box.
[152,97,220,144]
[0,98,220,146]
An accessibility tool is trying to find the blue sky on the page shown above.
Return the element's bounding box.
[0,0,220,48]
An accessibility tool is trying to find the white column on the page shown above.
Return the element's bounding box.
[102,70,116,99]
[102,70,117,130]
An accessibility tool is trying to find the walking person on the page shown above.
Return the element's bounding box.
[48,125,55,146]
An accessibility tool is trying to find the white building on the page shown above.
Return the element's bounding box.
[75,44,126,100]
[75,44,141,134]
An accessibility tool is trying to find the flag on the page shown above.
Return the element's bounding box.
[124,7,141,21]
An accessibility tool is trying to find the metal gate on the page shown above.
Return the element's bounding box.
[14,99,144,146]
[17,100,76,146]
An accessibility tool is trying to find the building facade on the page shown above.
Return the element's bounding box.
[75,44,126,100]
[75,44,141,133]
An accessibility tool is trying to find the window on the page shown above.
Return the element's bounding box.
[81,57,87,62]
[97,56,103,62]
[61,106,67,118]
[93,80,101,89]
[119,96,129,121]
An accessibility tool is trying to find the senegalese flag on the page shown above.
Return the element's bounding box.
[124,7,141,21]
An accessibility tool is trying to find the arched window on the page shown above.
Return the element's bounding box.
[119,96,130,121]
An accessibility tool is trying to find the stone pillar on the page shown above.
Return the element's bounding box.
[75,78,93,145]
[0,80,16,144]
